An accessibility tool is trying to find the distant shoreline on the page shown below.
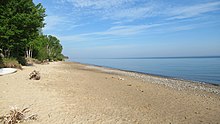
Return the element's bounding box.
[67,61,220,95]
[71,55,220,60]
[68,60,220,87]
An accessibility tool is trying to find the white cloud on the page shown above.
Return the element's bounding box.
[58,34,92,42]
[43,15,65,31]
[59,19,220,42]
[58,24,161,42]
[48,0,220,38]
[43,15,85,33]
[103,4,158,21]
[167,1,220,20]
[58,0,159,22]
[55,0,220,23]
[64,0,133,9]
[94,24,159,36]
[155,25,196,33]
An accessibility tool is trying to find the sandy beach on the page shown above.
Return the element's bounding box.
[0,61,220,124]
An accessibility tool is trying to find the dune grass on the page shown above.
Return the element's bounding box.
[0,58,22,69]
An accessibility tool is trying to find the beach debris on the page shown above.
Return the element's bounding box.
[194,111,200,114]
[137,89,144,92]
[29,70,40,80]
[127,84,132,86]
[0,106,37,124]
[118,77,124,80]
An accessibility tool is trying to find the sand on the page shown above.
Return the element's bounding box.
[0,61,220,124]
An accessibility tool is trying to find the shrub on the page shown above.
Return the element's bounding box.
[1,58,22,69]
[17,56,27,66]
[0,57,3,68]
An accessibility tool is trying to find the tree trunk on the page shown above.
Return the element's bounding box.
[30,49,32,58]
[4,49,10,58]
[26,46,33,58]
[7,50,10,57]
[28,49,31,58]
[26,49,28,58]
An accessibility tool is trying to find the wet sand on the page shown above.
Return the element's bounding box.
[0,61,220,124]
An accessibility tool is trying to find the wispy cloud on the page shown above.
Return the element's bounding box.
[59,35,86,42]
[58,23,163,42]
[58,24,152,42]
[64,0,133,9]
[93,24,160,36]
[58,19,220,43]
[167,1,220,20]
[47,0,220,38]
[43,15,65,31]
[55,0,220,27]
[58,0,160,22]
[43,15,86,33]
[103,3,159,21]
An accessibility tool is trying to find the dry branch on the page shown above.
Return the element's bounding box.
[0,106,37,124]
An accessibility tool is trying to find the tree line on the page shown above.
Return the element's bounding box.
[0,0,65,65]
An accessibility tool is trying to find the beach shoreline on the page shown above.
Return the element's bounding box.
[71,61,220,94]
[1,61,220,123]
[69,58,220,86]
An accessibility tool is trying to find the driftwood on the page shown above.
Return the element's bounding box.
[29,70,40,80]
[0,106,37,124]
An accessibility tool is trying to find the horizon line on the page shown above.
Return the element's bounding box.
[71,55,220,59]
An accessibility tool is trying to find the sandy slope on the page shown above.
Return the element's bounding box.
[0,62,220,124]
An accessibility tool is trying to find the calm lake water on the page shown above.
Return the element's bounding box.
[71,57,220,85]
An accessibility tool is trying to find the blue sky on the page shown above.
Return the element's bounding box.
[33,0,220,58]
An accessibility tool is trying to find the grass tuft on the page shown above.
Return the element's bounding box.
[0,58,22,69]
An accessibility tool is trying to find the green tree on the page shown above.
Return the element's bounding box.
[32,35,64,61]
[0,0,46,60]
[46,35,63,60]
[0,0,65,64]
[32,35,48,61]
